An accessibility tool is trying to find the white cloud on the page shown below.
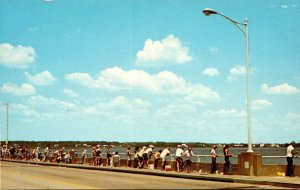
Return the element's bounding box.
[25,71,57,86]
[80,96,151,116]
[281,5,288,9]
[0,82,36,96]
[63,88,79,98]
[66,67,219,101]
[202,68,220,77]
[136,35,192,67]
[65,72,99,89]
[208,47,218,54]
[261,83,299,95]
[27,95,74,111]
[252,99,272,110]
[0,43,36,69]
[204,109,246,118]
[227,65,246,80]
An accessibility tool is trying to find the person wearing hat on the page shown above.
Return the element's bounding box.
[183,147,194,173]
[286,141,298,177]
[143,145,155,168]
[138,146,147,168]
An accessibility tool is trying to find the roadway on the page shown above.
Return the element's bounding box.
[0,161,285,189]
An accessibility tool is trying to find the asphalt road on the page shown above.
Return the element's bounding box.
[1,161,283,189]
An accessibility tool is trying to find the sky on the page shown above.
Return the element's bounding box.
[0,0,299,143]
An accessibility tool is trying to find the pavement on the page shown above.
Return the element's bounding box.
[2,159,300,189]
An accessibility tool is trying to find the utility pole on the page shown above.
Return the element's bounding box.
[5,103,9,152]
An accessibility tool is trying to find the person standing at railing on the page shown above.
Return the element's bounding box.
[160,147,170,170]
[143,145,155,169]
[81,149,87,164]
[133,147,139,168]
[126,147,131,168]
[138,146,147,168]
[175,145,184,173]
[223,144,233,175]
[111,151,120,167]
[154,150,162,169]
[42,145,50,162]
[35,146,41,161]
[105,146,112,166]
[210,145,218,174]
[183,147,194,173]
[95,145,102,166]
[286,141,298,177]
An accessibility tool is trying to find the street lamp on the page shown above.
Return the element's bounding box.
[203,8,253,153]
[0,103,9,153]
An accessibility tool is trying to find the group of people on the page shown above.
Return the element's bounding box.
[84,144,196,173]
[81,143,237,174]
[209,141,298,177]
[210,144,234,175]
[2,145,74,164]
[1,141,298,176]
[87,145,120,167]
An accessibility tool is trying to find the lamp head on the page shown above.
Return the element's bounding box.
[203,8,218,16]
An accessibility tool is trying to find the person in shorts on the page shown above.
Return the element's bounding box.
[160,147,170,170]
[143,145,154,168]
[175,145,184,172]
[138,146,147,168]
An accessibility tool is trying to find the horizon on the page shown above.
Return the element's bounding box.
[0,0,299,143]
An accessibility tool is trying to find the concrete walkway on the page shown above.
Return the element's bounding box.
[2,159,300,188]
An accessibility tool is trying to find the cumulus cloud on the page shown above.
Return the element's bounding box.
[202,68,220,77]
[261,83,299,95]
[66,67,219,101]
[252,99,272,110]
[25,71,57,86]
[136,35,192,67]
[1,82,36,96]
[227,65,246,80]
[63,88,79,98]
[27,95,74,111]
[0,43,36,69]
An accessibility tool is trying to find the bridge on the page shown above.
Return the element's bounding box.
[1,159,299,189]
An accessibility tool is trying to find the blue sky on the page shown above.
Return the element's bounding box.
[0,0,299,143]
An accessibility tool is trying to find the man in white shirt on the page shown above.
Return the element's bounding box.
[160,147,170,170]
[286,141,298,177]
[143,145,154,168]
[175,145,184,172]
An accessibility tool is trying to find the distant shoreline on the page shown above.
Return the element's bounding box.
[1,140,293,149]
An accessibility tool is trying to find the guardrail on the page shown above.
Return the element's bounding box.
[74,152,298,163]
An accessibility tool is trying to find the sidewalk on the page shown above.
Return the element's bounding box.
[2,159,300,188]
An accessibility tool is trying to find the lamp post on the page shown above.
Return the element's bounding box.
[6,103,9,152]
[203,8,253,153]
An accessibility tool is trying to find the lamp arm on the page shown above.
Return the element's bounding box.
[217,12,247,36]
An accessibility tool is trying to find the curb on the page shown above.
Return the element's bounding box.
[2,159,300,188]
